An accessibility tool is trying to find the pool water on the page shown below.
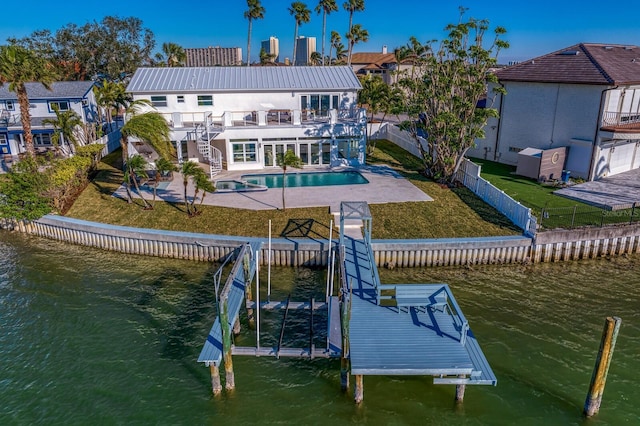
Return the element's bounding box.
[241,171,368,189]
[215,180,268,192]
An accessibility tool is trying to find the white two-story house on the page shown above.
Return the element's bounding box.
[0,81,98,156]
[125,66,366,176]
[471,43,640,180]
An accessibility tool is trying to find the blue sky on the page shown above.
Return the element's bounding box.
[2,1,639,64]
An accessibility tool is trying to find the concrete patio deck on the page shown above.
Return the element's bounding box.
[114,165,432,212]
[555,168,640,210]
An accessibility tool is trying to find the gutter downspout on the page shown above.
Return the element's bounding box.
[587,85,618,181]
[493,80,506,161]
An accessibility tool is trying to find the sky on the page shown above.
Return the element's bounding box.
[2,0,639,65]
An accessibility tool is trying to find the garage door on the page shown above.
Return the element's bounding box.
[608,141,637,176]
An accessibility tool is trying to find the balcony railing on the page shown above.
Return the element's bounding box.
[601,111,640,132]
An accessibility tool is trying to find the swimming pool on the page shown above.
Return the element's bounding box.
[215,180,268,193]
[241,170,369,189]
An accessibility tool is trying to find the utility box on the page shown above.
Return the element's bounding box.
[516,146,567,181]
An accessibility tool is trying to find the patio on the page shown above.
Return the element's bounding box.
[114,165,433,212]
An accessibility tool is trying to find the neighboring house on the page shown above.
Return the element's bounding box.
[471,43,640,180]
[350,47,413,85]
[125,66,366,176]
[0,81,97,156]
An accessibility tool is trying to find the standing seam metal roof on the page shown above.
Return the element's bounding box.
[126,66,362,93]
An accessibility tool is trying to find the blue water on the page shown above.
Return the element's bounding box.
[241,171,369,189]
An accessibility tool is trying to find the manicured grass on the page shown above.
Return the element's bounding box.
[65,144,521,239]
[469,157,590,215]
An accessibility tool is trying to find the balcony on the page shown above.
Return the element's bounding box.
[600,111,640,133]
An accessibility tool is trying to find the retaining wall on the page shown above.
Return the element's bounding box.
[7,215,640,267]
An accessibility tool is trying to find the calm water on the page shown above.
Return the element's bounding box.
[1,232,639,425]
[242,171,369,188]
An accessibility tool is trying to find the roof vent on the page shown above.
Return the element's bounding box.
[604,46,614,50]
[625,46,635,50]
[560,50,580,55]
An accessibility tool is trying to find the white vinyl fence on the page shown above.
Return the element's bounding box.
[370,122,426,159]
[95,129,121,157]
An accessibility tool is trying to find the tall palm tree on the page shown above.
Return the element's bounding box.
[151,157,177,207]
[276,149,303,211]
[288,2,311,65]
[0,45,57,158]
[328,31,341,65]
[192,167,215,215]
[346,24,369,66]
[343,0,365,36]
[180,160,200,216]
[244,0,266,66]
[42,105,83,157]
[161,42,186,67]
[94,80,130,132]
[123,154,150,207]
[310,51,323,66]
[315,0,338,66]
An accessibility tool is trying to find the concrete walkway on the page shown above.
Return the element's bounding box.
[555,168,640,210]
[114,165,432,213]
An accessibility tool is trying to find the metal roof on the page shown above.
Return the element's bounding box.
[0,81,94,100]
[126,66,362,93]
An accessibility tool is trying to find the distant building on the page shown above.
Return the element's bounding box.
[261,37,279,63]
[185,47,242,67]
[294,37,316,66]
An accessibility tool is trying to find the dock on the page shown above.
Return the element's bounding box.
[197,201,496,402]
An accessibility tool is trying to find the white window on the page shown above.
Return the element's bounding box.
[0,134,7,144]
[49,101,69,111]
[33,133,52,146]
[231,140,257,163]
[197,95,213,106]
[5,100,14,111]
[150,96,167,107]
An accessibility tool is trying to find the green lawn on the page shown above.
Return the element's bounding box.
[468,157,590,215]
[64,143,521,239]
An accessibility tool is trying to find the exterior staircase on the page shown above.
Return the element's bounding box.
[181,120,224,179]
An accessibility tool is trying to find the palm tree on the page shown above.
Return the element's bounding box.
[94,80,130,132]
[192,167,215,215]
[123,154,151,208]
[180,160,200,216]
[0,45,57,158]
[244,0,266,66]
[161,42,186,67]
[343,0,365,36]
[346,24,369,66]
[310,51,323,66]
[328,31,341,65]
[276,149,303,211]
[315,0,338,66]
[259,47,277,64]
[151,157,177,207]
[42,105,83,157]
[288,2,311,65]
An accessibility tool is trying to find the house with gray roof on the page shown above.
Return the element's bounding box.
[470,43,640,180]
[0,81,98,156]
[126,66,366,175]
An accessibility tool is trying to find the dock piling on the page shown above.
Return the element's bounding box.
[354,375,364,403]
[210,364,222,396]
[455,375,466,403]
[584,316,621,417]
[220,300,235,391]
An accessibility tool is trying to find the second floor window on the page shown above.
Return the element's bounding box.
[177,95,185,103]
[151,96,167,107]
[4,100,14,110]
[197,95,213,106]
[49,101,70,111]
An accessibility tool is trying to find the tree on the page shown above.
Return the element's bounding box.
[276,149,303,211]
[151,157,177,207]
[158,42,186,67]
[123,154,151,208]
[346,24,368,66]
[192,168,215,215]
[342,0,365,64]
[396,9,508,183]
[0,157,51,220]
[42,105,83,157]
[315,0,338,66]
[245,0,266,66]
[329,31,346,65]
[358,75,390,153]
[259,47,276,64]
[310,51,323,65]
[0,45,57,158]
[288,2,311,65]
[180,160,200,216]
[120,103,173,203]
[94,80,130,132]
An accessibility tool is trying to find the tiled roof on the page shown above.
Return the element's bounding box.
[126,66,362,93]
[350,52,398,67]
[0,81,95,100]
[496,43,640,85]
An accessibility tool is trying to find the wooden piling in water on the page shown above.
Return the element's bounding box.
[210,364,222,396]
[584,316,621,417]
[455,375,466,403]
[354,375,364,404]
[220,300,235,391]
